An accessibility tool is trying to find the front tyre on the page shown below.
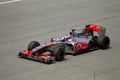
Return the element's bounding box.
[52,46,65,61]
[28,41,40,51]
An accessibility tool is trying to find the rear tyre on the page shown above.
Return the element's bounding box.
[28,41,40,51]
[52,45,65,61]
[97,36,110,49]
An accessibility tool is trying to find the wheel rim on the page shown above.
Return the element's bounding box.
[59,50,64,58]
[57,49,64,60]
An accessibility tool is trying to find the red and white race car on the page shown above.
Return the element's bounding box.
[18,24,110,64]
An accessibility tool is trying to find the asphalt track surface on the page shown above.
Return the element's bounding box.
[0,0,120,80]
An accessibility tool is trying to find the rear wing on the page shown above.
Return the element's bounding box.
[84,24,106,37]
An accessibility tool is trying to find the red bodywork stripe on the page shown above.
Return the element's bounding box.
[40,54,50,59]
[76,42,89,50]
[21,50,32,57]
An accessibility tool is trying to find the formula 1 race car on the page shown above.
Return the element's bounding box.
[18,24,110,63]
[51,24,110,55]
[18,41,65,64]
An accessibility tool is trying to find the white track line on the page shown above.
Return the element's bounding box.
[0,0,21,5]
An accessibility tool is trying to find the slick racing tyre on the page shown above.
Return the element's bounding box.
[97,36,110,49]
[28,41,40,51]
[52,45,65,61]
